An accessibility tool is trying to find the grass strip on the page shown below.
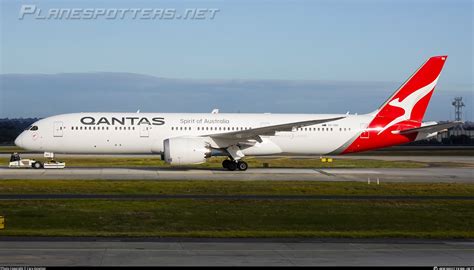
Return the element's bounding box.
[1,180,473,196]
[0,199,472,238]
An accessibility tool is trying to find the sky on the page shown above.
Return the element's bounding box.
[0,0,473,119]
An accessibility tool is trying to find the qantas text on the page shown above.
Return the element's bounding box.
[80,116,165,126]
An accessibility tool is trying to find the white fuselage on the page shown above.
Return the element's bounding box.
[15,112,372,156]
[14,56,449,163]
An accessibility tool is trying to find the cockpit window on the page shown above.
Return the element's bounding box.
[30,126,39,131]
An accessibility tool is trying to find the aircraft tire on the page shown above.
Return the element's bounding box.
[222,159,231,169]
[227,161,237,171]
[237,161,248,171]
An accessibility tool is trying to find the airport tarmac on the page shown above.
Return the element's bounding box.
[1,154,472,182]
[1,153,473,164]
[0,238,472,266]
[0,167,472,182]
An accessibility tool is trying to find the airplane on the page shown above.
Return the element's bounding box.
[14,55,461,170]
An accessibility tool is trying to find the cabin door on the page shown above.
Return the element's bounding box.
[53,122,63,137]
[360,123,369,139]
[140,125,150,137]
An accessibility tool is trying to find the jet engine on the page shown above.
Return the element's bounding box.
[163,137,212,165]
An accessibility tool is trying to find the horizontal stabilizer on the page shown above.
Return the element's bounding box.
[392,121,462,135]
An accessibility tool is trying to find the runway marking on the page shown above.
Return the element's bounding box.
[314,169,334,176]
[322,169,380,174]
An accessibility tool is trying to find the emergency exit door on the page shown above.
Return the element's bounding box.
[140,125,150,137]
[360,123,369,139]
[53,121,63,137]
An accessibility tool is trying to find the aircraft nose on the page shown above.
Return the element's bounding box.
[14,133,24,148]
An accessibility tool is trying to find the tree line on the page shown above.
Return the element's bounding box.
[0,118,472,145]
[0,118,39,145]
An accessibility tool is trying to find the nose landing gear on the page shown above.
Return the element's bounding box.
[222,159,248,171]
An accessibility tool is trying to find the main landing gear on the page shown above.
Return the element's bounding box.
[222,159,248,171]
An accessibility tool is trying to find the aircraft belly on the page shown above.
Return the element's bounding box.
[240,138,283,156]
[270,133,353,155]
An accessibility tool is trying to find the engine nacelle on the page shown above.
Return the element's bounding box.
[163,137,211,165]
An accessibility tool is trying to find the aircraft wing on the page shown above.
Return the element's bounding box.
[207,116,346,142]
[392,121,462,135]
